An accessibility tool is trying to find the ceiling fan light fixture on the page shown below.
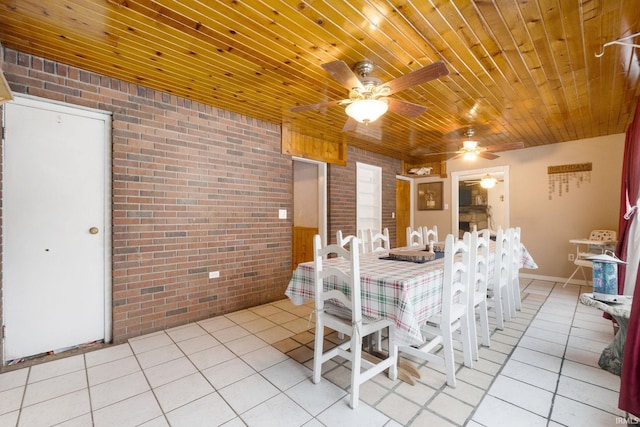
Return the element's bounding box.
[480,174,497,188]
[345,98,388,124]
[462,139,479,151]
[462,150,477,161]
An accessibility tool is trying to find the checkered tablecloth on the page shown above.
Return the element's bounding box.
[285,243,537,346]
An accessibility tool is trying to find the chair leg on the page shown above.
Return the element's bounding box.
[459,315,474,369]
[469,311,479,361]
[494,288,505,330]
[501,284,513,322]
[579,266,591,287]
[441,323,457,388]
[312,319,324,384]
[387,326,398,381]
[506,279,517,319]
[479,301,491,347]
[512,277,522,311]
[349,331,363,409]
[562,265,581,288]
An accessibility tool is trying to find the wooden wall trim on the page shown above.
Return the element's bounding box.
[282,122,347,166]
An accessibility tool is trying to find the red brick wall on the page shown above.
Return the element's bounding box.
[328,146,401,247]
[1,48,293,343]
[0,47,400,350]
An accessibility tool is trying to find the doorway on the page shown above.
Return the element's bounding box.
[395,177,412,247]
[3,95,112,362]
[451,166,510,237]
[292,158,327,268]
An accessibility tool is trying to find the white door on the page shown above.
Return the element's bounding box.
[3,96,111,362]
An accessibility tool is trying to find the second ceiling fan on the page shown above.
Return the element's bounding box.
[429,129,524,160]
[289,59,449,131]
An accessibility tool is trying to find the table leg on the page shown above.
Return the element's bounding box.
[598,315,628,376]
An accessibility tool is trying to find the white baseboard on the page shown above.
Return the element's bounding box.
[519,272,590,286]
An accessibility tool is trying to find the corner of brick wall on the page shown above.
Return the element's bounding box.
[1,48,293,343]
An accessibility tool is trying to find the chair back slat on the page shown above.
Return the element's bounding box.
[442,232,472,322]
[313,234,361,322]
[367,228,390,253]
[406,226,424,247]
[472,229,490,297]
[423,226,439,244]
[336,230,364,254]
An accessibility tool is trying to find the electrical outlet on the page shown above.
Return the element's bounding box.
[568,253,575,262]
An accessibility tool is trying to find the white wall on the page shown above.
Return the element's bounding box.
[418,134,625,279]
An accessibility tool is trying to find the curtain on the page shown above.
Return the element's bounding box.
[617,97,640,417]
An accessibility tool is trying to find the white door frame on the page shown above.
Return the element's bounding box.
[3,94,113,353]
[292,157,327,246]
[451,165,510,232]
[396,174,414,228]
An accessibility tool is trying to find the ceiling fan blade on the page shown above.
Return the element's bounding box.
[387,98,428,118]
[484,141,524,152]
[289,99,344,113]
[418,150,460,157]
[342,117,359,132]
[386,61,449,95]
[321,60,363,90]
[478,151,500,160]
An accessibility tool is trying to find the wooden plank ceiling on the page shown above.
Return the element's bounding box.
[0,0,639,163]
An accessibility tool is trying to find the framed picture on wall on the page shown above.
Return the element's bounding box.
[418,182,444,210]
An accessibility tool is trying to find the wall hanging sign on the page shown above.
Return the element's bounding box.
[418,182,444,210]
[547,162,592,199]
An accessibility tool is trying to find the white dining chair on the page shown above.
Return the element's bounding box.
[336,230,364,254]
[367,228,390,253]
[508,227,523,315]
[468,229,491,360]
[311,235,398,409]
[406,226,424,247]
[423,225,439,245]
[397,232,474,387]
[486,227,512,329]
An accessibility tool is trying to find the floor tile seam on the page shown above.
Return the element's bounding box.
[544,281,585,422]
[391,355,484,426]
[551,391,626,418]
[161,321,310,421]
[405,404,468,427]
[82,344,150,417]
[464,283,552,425]
[18,386,93,424]
[129,331,191,426]
[476,392,551,422]
[75,354,94,426]
[156,324,295,421]
[14,366,30,427]
[554,369,621,393]
[230,367,316,419]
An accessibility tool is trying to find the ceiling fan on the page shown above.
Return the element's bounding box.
[428,129,524,160]
[289,59,449,131]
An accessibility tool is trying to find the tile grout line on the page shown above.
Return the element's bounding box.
[463,279,554,426]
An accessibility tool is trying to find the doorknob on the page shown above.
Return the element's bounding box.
[89,227,99,234]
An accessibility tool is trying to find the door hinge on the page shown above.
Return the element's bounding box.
[1,325,4,340]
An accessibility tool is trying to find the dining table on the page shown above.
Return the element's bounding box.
[285,242,538,347]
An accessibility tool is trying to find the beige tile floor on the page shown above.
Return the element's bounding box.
[0,279,627,426]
